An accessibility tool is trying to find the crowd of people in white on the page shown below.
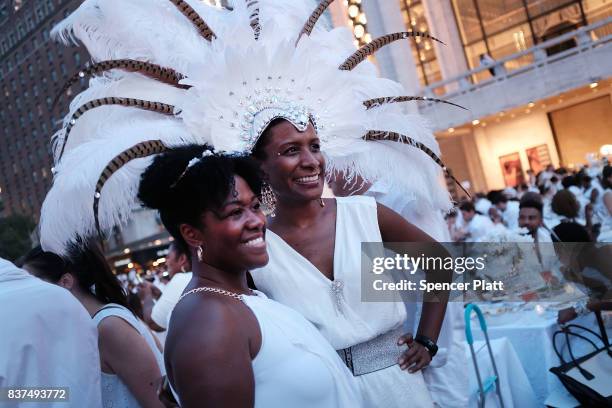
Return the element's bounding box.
[449,162,612,244]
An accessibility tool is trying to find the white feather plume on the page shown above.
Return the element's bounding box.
[41,119,195,255]
[41,0,453,255]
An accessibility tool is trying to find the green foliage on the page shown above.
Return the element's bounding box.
[0,214,36,262]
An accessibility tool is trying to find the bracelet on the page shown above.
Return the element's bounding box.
[415,334,438,358]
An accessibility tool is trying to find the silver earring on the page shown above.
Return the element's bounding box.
[319,197,325,208]
[197,245,205,262]
[261,182,277,217]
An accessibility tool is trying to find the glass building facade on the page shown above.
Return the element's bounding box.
[400,0,441,86]
[451,0,611,78]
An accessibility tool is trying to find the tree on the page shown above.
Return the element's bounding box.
[0,214,36,262]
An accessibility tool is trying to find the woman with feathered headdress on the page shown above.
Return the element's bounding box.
[40,1,464,406]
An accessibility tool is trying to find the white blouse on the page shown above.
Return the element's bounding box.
[251,196,434,408]
[252,195,407,350]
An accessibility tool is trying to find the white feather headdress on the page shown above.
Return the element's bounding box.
[40,0,466,255]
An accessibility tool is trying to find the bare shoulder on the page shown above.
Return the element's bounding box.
[167,294,259,362]
[97,314,140,340]
[165,294,260,406]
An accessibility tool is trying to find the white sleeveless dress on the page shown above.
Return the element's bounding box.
[93,304,165,408]
[252,195,434,407]
[241,291,362,407]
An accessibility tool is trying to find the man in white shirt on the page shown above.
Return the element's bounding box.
[458,201,494,242]
[538,164,555,186]
[0,257,102,408]
[519,193,553,243]
[492,192,520,231]
[140,242,192,333]
[518,193,561,286]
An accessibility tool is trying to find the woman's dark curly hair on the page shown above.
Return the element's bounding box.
[138,145,264,251]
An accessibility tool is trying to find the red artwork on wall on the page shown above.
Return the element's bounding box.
[526,144,552,174]
[499,152,525,187]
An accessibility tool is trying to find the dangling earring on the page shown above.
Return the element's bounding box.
[197,245,205,262]
[261,182,277,217]
[319,198,325,208]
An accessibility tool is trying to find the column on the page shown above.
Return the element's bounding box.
[421,0,468,81]
[361,0,422,98]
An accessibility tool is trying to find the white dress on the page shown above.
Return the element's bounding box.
[93,304,165,408]
[242,292,362,407]
[252,196,434,407]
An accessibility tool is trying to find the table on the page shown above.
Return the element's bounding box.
[472,305,610,405]
[466,337,539,407]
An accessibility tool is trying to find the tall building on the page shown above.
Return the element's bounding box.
[0,0,88,221]
[331,0,612,196]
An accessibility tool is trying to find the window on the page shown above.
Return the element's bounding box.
[451,0,590,73]
[400,0,442,87]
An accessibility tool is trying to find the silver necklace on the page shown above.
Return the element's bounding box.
[178,286,250,303]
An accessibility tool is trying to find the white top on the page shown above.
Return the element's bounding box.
[252,196,434,407]
[461,213,494,242]
[502,200,520,231]
[0,257,102,408]
[252,195,407,350]
[598,190,612,242]
[243,292,362,407]
[93,304,165,408]
[151,272,192,329]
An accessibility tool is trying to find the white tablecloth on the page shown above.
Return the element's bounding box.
[467,337,539,407]
[473,308,609,405]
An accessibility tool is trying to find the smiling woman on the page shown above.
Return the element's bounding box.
[136,145,362,408]
[249,118,450,407]
[253,120,325,204]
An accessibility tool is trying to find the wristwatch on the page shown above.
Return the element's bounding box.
[415,334,438,358]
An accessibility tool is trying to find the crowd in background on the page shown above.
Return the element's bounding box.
[449,161,612,243]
